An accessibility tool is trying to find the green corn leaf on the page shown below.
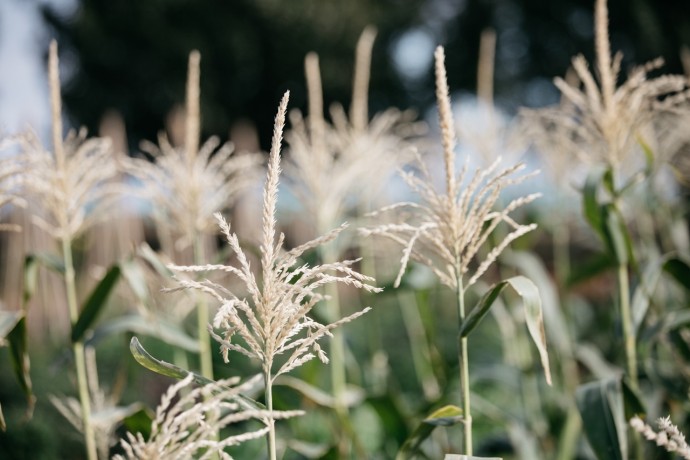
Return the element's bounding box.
[601,204,632,266]
[22,253,64,306]
[460,276,551,385]
[7,253,65,419]
[575,378,628,460]
[7,317,34,415]
[137,243,173,278]
[583,170,606,235]
[0,310,23,344]
[274,375,365,409]
[503,251,572,356]
[631,254,670,334]
[396,405,463,460]
[86,314,199,352]
[71,264,121,343]
[444,456,502,460]
[459,281,506,338]
[567,251,616,287]
[129,337,263,411]
[120,258,150,302]
[122,407,154,441]
[662,256,690,291]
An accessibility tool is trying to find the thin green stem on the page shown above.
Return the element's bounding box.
[455,272,472,455]
[193,235,213,380]
[320,244,347,417]
[61,237,97,460]
[265,367,276,460]
[618,263,637,389]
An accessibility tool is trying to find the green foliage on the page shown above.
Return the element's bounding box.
[71,264,121,343]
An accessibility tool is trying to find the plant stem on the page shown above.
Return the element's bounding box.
[320,243,347,417]
[455,271,472,455]
[265,367,277,460]
[61,236,97,460]
[193,235,213,380]
[618,263,637,389]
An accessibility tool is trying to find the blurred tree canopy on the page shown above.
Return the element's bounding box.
[43,0,690,150]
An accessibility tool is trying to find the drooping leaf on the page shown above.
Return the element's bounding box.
[503,251,572,356]
[71,264,121,343]
[22,253,64,306]
[86,314,199,352]
[461,276,551,385]
[575,378,628,460]
[129,337,263,411]
[396,405,463,460]
[274,375,365,409]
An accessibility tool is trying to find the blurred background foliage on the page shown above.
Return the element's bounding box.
[41,0,690,149]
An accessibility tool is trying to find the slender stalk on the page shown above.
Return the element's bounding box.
[193,234,213,380]
[618,262,637,388]
[193,235,217,460]
[62,236,97,460]
[264,367,276,460]
[455,270,472,455]
[320,243,347,416]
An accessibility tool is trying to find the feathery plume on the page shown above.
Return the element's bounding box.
[362,47,539,291]
[521,0,690,173]
[18,41,120,241]
[167,91,380,379]
[124,51,262,250]
[631,415,690,459]
[285,27,423,235]
[114,374,302,460]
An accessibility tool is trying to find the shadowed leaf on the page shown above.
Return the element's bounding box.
[7,317,34,416]
[0,311,23,343]
[575,378,627,460]
[71,264,121,343]
[663,256,690,291]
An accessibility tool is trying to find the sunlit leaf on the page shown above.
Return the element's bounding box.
[86,314,199,352]
[274,375,365,409]
[129,337,263,411]
[461,276,551,385]
[396,405,463,460]
[503,251,572,356]
[120,258,150,301]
